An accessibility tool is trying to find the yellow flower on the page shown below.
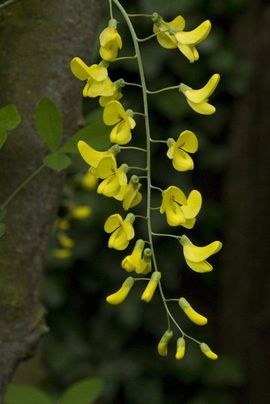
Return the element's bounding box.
[139,248,152,275]
[99,80,123,107]
[72,205,92,220]
[99,20,122,61]
[57,219,70,231]
[81,171,98,191]
[179,74,220,115]
[179,235,222,273]
[97,161,128,198]
[70,57,115,97]
[104,213,135,251]
[153,13,211,62]
[53,248,72,259]
[77,141,119,178]
[141,271,161,302]
[175,337,186,360]
[106,277,134,305]
[160,186,202,228]
[121,239,144,273]
[116,175,142,211]
[166,130,198,172]
[157,329,173,356]
[103,100,136,145]
[58,233,75,249]
[200,342,218,360]
[178,297,207,326]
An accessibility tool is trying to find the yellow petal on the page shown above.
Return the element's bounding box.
[157,330,173,356]
[77,140,109,167]
[58,233,75,249]
[110,120,132,145]
[70,57,90,80]
[103,100,126,125]
[104,213,122,233]
[185,74,220,104]
[166,203,185,227]
[175,20,211,45]
[176,130,198,153]
[94,156,116,179]
[177,43,196,63]
[122,221,135,241]
[181,218,196,229]
[106,277,134,305]
[184,240,222,262]
[141,272,161,302]
[154,24,178,49]
[182,190,202,219]
[185,258,213,273]
[88,64,108,81]
[200,343,218,360]
[175,337,186,360]
[172,149,194,171]
[108,227,129,250]
[187,99,216,115]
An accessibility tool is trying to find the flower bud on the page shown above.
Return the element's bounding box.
[106,277,134,305]
[175,337,186,360]
[141,272,161,302]
[157,329,173,356]
[178,297,207,326]
[200,342,218,360]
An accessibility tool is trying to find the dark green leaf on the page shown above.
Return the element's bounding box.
[0,131,7,149]
[60,121,110,154]
[4,384,52,404]
[60,378,104,404]
[43,153,71,172]
[0,104,21,132]
[35,97,63,151]
[0,207,7,221]
[0,223,5,238]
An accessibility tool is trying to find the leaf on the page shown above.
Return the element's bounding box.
[4,384,52,404]
[0,131,7,149]
[60,120,111,154]
[35,97,63,151]
[0,223,6,238]
[0,104,21,132]
[43,152,71,172]
[60,378,104,404]
[0,207,7,221]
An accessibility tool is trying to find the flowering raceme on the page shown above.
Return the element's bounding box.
[180,73,220,115]
[160,186,202,228]
[153,13,211,62]
[103,100,136,144]
[166,130,198,171]
[99,20,122,61]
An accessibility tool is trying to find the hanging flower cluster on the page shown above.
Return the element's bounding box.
[71,1,222,362]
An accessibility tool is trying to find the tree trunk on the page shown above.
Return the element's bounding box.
[0,0,101,398]
[220,0,270,402]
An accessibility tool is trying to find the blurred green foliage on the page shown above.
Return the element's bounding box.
[14,0,251,402]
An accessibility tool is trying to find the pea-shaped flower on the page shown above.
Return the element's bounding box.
[103,100,136,145]
[97,159,128,198]
[99,20,122,61]
[153,13,211,63]
[104,213,135,251]
[179,235,222,273]
[106,277,134,305]
[116,175,142,211]
[180,74,220,115]
[157,329,173,356]
[167,130,198,172]
[77,140,119,179]
[121,239,145,273]
[141,272,161,302]
[160,186,202,228]
[99,79,124,107]
[70,57,115,97]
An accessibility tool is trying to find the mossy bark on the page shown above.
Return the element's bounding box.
[221,1,270,402]
[0,0,101,397]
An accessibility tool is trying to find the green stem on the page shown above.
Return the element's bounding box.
[137,30,168,43]
[128,166,148,171]
[1,164,45,209]
[150,138,167,143]
[120,146,147,152]
[124,81,142,88]
[114,55,137,61]
[150,185,163,193]
[152,232,180,240]
[133,112,146,117]
[109,0,113,19]
[147,85,179,94]
[127,13,153,18]
[0,0,19,9]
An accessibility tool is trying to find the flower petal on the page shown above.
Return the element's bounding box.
[77,140,112,167]
[184,240,222,262]
[88,64,108,81]
[185,258,213,273]
[109,228,129,250]
[70,57,90,80]
[104,213,122,233]
[110,120,132,145]
[94,156,116,179]
[182,190,202,219]
[185,74,220,104]
[175,20,211,45]
[103,100,126,125]
[177,43,196,63]
[176,130,198,153]
[187,99,216,115]
[172,149,194,171]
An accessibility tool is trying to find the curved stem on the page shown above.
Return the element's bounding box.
[137,30,168,43]
[124,82,142,88]
[120,146,147,152]
[114,55,137,61]
[0,0,19,9]
[152,232,180,240]
[127,13,153,18]
[1,164,45,209]
[147,85,179,95]
[150,185,163,193]
[150,138,167,143]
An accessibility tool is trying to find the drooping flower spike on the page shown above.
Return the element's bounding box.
[160,186,202,228]
[103,100,136,145]
[104,213,135,251]
[166,130,198,172]
[179,235,222,273]
[70,57,115,98]
[153,13,211,63]
[180,73,220,115]
[99,19,123,62]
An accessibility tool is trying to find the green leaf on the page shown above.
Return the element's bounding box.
[0,104,21,132]
[60,120,110,154]
[35,97,63,151]
[4,384,52,404]
[0,223,6,238]
[0,207,7,221]
[60,378,104,404]
[43,152,71,172]
[0,131,7,149]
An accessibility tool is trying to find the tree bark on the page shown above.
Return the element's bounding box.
[0,0,101,398]
[220,0,270,402]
